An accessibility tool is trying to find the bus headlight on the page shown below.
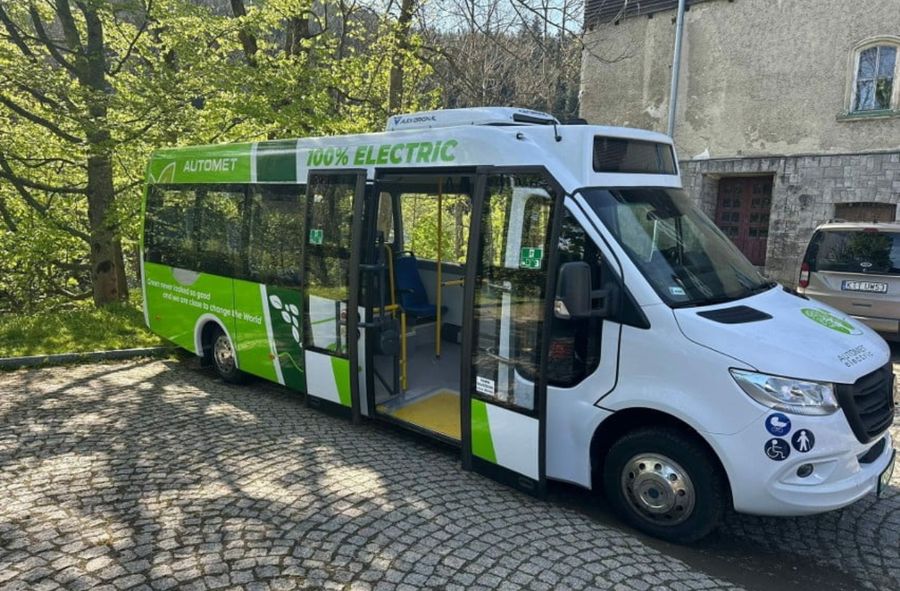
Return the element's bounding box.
[730,369,838,416]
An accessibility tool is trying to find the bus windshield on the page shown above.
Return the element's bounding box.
[580,187,774,308]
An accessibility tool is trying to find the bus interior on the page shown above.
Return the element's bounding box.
[366,173,473,441]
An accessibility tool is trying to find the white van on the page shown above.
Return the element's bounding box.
[142,107,896,543]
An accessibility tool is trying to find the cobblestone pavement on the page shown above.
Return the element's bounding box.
[0,358,897,591]
[0,360,740,591]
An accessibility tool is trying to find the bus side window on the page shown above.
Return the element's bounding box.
[195,187,245,277]
[144,186,198,269]
[547,210,605,387]
[247,185,305,286]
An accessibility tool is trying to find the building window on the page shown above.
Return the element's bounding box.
[852,44,898,112]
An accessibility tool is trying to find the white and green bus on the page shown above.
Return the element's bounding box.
[142,107,895,542]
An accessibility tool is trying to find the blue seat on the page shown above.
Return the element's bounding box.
[394,253,438,319]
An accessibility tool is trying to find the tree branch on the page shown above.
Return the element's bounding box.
[0,3,35,59]
[107,0,152,76]
[0,93,85,144]
[28,3,79,75]
[0,167,87,194]
[0,152,90,242]
[0,193,18,232]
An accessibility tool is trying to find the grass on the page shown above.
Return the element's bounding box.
[0,294,166,358]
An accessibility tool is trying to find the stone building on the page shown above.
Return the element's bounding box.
[581,0,900,285]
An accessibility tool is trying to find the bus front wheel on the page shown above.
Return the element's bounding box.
[209,327,246,384]
[602,427,726,543]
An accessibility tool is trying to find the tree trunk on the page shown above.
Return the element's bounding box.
[388,0,416,114]
[80,2,127,306]
[86,152,127,306]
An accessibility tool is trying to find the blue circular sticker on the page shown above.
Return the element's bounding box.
[765,413,792,437]
[764,438,791,461]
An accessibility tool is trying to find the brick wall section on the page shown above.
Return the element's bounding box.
[681,152,900,286]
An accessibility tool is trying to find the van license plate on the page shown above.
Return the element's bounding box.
[842,280,888,293]
[878,450,896,498]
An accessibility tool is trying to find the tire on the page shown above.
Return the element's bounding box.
[602,427,727,543]
[209,327,246,384]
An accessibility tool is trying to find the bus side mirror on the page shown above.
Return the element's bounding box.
[555,261,617,320]
[555,262,592,319]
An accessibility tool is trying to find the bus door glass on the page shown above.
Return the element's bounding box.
[303,171,366,415]
[462,170,562,495]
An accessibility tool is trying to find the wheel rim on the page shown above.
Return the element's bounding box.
[214,334,235,373]
[620,453,695,526]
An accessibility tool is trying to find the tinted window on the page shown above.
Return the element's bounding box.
[144,186,198,269]
[808,230,900,275]
[547,209,605,387]
[593,137,676,175]
[247,185,305,286]
[194,187,244,276]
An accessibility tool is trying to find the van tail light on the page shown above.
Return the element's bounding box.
[799,262,810,288]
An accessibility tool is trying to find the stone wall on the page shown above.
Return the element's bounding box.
[681,152,900,286]
[580,0,900,159]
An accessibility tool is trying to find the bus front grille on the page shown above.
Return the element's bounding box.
[836,363,895,444]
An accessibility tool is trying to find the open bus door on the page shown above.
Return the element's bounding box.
[461,168,563,497]
[302,170,366,420]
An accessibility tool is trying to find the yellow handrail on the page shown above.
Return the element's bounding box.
[435,178,443,358]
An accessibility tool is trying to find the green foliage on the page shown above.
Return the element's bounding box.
[402,194,470,264]
[0,0,437,314]
[0,292,164,357]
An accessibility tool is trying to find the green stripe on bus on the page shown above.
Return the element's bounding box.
[331,356,351,407]
[256,139,297,182]
[470,399,496,463]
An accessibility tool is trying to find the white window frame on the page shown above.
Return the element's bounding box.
[848,37,900,114]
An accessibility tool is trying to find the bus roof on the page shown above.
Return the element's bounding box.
[147,109,681,192]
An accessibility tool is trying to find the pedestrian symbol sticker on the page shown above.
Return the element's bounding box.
[309,229,324,245]
[792,429,814,453]
[765,413,791,437]
[765,438,791,461]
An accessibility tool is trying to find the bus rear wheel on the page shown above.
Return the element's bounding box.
[602,427,726,543]
[210,327,246,384]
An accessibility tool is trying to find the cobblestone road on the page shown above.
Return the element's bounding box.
[0,358,897,591]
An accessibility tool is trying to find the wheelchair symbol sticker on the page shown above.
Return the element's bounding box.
[765,413,791,437]
[765,438,791,461]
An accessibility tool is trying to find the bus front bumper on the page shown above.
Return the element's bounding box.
[716,411,895,517]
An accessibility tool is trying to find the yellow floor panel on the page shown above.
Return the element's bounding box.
[379,391,461,440]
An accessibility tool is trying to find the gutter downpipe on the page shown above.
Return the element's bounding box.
[667,0,687,138]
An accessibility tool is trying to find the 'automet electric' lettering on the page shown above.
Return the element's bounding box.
[306,140,459,168]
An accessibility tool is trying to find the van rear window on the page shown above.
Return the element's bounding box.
[593,137,676,175]
[808,230,900,275]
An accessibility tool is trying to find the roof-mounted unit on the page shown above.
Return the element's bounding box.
[385,107,560,132]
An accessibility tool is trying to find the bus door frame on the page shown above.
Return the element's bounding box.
[460,165,566,498]
[359,167,477,436]
[303,169,367,423]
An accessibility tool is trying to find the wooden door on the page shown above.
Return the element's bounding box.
[715,177,772,266]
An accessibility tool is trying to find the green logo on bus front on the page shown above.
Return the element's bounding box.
[801,308,863,335]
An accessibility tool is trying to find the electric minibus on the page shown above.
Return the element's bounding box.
[141,107,896,542]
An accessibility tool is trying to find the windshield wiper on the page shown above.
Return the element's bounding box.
[675,282,776,309]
